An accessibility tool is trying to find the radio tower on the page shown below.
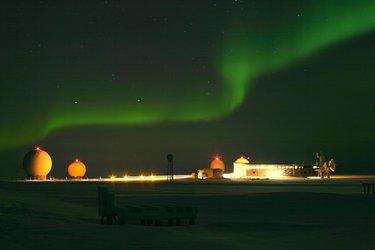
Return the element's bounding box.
[166,154,174,183]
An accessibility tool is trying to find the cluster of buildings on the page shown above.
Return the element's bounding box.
[22,146,334,180]
[197,154,335,179]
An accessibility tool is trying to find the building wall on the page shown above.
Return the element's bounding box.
[233,163,247,178]
[233,164,317,178]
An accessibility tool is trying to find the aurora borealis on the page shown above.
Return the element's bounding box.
[220,1,375,110]
[1,1,374,177]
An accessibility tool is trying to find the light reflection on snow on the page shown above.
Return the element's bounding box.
[16,175,191,182]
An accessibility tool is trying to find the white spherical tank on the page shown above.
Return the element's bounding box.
[210,157,225,170]
[23,147,52,180]
[68,159,86,178]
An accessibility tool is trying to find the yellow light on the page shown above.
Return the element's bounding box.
[265,170,283,178]
[110,175,116,180]
[307,176,321,179]
[222,173,232,178]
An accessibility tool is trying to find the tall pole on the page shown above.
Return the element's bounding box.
[167,154,174,183]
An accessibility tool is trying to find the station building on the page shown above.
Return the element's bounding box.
[233,156,317,178]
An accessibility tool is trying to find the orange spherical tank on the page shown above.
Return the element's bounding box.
[68,160,86,178]
[23,147,52,180]
[210,158,225,170]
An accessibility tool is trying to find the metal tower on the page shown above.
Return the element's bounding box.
[167,154,174,183]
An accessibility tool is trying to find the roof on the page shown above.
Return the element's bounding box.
[234,156,250,164]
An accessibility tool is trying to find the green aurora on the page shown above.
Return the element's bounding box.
[1,1,374,150]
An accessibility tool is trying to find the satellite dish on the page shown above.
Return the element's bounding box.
[328,159,336,172]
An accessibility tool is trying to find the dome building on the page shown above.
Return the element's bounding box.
[210,157,225,171]
[210,156,225,178]
[68,159,86,179]
[197,156,225,179]
[23,147,52,180]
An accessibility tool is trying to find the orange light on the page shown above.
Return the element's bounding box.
[75,159,79,162]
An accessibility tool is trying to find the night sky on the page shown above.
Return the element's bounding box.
[1,1,374,178]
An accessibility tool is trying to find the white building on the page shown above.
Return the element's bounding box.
[233,156,317,178]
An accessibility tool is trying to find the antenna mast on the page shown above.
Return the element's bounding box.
[166,154,174,183]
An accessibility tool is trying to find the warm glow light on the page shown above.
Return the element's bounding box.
[20,175,191,182]
[265,170,283,178]
[222,173,233,178]
[35,146,40,151]
[307,176,321,179]
[215,157,219,161]
[75,159,79,162]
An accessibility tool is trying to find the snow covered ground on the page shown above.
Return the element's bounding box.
[1,176,375,249]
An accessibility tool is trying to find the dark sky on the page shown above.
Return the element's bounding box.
[1,1,374,178]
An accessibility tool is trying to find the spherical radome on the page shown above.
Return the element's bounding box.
[234,156,250,164]
[23,148,52,179]
[68,160,86,178]
[210,158,225,170]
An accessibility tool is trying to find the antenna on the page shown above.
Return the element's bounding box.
[315,151,336,179]
[328,159,336,172]
[166,154,174,183]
